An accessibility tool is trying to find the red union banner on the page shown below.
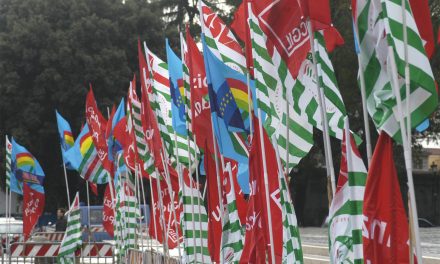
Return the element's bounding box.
[253,0,310,77]
[23,184,45,239]
[103,183,115,237]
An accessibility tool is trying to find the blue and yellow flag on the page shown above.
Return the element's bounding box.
[166,39,187,136]
[11,138,45,194]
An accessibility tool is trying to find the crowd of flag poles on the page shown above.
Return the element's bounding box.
[3,0,439,263]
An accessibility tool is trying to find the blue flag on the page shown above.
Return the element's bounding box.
[107,99,125,162]
[55,110,75,169]
[11,138,45,194]
[166,39,187,136]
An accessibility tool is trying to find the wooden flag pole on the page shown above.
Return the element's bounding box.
[388,46,422,262]
[307,19,336,199]
[248,3,276,262]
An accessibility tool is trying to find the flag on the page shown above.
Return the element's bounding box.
[408,0,435,58]
[85,88,112,174]
[203,40,250,164]
[23,183,45,239]
[5,136,12,190]
[64,124,110,184]
[230,0,253,73]
[144,45,198,168]
[328,118,366,263]
[299,0,332,30]
[248,6,314,170]
[57,192,82,264]
[241,117,283,263]
[352,0,438,143]
[184,30,214,153]
[166,39,187,136]
[199,0,247,74]
[204,148,222,263]
[220,162,244,262]
[251,0,310,78]
[89,182,98,196]
[106,99,125,162]
[362,132,414,263]
[56,111,75,169]
[11,139,45,194]
[103,183,115,237]
[180,170,211,263]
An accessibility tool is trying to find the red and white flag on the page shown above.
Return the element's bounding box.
[102,183,115,237]
[363,132,416,263]
[23,184,45,239]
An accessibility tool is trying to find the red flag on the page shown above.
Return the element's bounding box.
[251,0,309,78]
[185,30,215,153]
[23,184,45,239]
[148,176,182,249]
[102,183,115,237]
[89,182,98,196]
[230,1,254,74]
[241,117,283,263]
[299,0,332,30]
[323,26,345,53]
[85,88,112,173]
[204,148,222,262]
[363,132,415,263]
[225,159,248,224]
[408,0,435,58]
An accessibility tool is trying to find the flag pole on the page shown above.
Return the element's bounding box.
[85,181,91,242]
[388,46,422,262]
[248,3,276,262]
[353,25,373,167]
[193,135,205,263]
[306,19,336,199]
[61,154,71,207]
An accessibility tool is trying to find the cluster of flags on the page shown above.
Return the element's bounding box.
[3,0,438,263]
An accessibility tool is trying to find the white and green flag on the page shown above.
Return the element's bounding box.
[353,0,438,142]
[57,192,82,264]
[328,118,366,263]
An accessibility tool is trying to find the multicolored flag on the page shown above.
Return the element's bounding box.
[363,132,415,263]
[11,138,45,194]
[106,99,125,162]
[5,136,12,190]
[23,183,45,239]
[328,118,366,263]
[166,38,187,136]
[199,0,247,74]
[55,111,75,169]
[352,0,438,143]
[57,192,81,264]
[64,124,110,184]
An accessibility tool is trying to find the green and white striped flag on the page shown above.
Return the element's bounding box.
[353,0,437,143]
[114,175,140,261]
[199,0,247,74]
[328,118,366,263]
[127,81,156,177]
[287,31,347,140]
[180,33,192,133]
[145,47,198,169]
[220,163,244,263]
[180,172,211,263]
[57,192,82,264]
[248,9,314,170]
[5,136,12,190]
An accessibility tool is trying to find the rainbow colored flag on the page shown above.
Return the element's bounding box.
[56,110,75,169]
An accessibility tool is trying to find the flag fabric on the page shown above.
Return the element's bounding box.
[241,117,283,263]
[328,118,366,263]
[184,30,214,153]
[23,183,45,239]
[180,170,211,263]
[230,0,253,73]
[57,192,82,264]
[362,132,414,263]
[202,40,250,165]
[299,0,332,30]
[11,139,45,194]
[352,0,438,143]
[251,0,310,78]
[199,0,247,74]
[106,99,125,162]
[5,136,12,190]
[408,0,435,58]
[114,176,140,260]
[55,111,75,169]
[166,39,188,136]
[64,124,110,184]
[103,182,115,237]
[85,88,112,173]
[89,182,98,196]
[127,76,156,177]
[144,46,198,168]
[220,162,244,263]
[248,6,314,170]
